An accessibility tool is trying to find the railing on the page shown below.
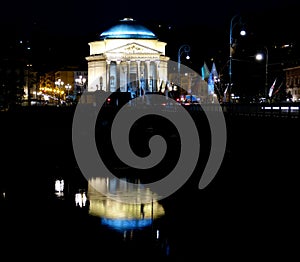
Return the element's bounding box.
[184,102,300,119]
[3,99,300,119]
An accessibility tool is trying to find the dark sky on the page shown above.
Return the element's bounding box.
[2,0,299,36]
[1,0,300,91]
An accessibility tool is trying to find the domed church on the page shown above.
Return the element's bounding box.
[86,18,170,97]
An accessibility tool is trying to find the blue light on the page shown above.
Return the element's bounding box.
[101,218,152,231]
[100,18,157,40]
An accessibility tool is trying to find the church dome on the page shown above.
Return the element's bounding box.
[100,18,157,40]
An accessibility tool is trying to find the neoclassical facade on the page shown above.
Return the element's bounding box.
[86,18,169,97]
[284,65,300,102]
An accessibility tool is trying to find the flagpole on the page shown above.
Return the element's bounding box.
[228,14,246,102]
[264,46,269,99]
[229,15,237,98]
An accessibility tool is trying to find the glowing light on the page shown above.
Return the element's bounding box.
[55,179,64,197]
[75,192,87,207]
[240,29,246,36]
[255,54,263,61]
[101,218,152,231]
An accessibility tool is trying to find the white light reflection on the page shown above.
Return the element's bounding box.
[55,179,64,197]
[75,192,87,208]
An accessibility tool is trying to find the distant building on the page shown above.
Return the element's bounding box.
[284,66,300,102]
[38,69,87,104]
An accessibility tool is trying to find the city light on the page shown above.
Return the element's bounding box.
[177,44,191,87]
[255,47,269,98]
[65,83,71,97]
[75,75,87,95]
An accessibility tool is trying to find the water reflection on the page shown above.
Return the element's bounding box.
[87,176,165,231]
[75,191,87,207]
[49,175,170,257]
[54,179,64,197]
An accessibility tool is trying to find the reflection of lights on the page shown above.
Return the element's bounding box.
[89,198,164,219]
[101,218,152,231]
[55,179,64,197]
[75,192,87,207]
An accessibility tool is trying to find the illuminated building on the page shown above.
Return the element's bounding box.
[284,66,300,102]
[85,18,170,96]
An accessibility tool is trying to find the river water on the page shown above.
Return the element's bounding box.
[0,107,298,260]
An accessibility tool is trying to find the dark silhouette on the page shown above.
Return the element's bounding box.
[140,203,145,219]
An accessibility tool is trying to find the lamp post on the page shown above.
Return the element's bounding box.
[75,75,87,96]
[228,14,246,102]
[26,64,32,106]
[255,47,269,99]
[65,83,71,97]
[177,44,190,88]
[55,78,64,105]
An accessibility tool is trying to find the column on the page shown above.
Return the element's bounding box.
[106,61,111,92]
[116,61,121,91]
[127,61,131,92]
[137,61,141,96]
[146,61,150,92]
[155,61,160,92]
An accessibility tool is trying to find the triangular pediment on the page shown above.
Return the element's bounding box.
[107,42,162,55]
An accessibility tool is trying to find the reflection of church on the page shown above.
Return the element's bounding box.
[87,176,165,231]
[86,18,169,97]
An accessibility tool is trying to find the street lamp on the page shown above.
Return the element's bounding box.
[55,78,64,105]
[26,64,33,106]
[75,75,87,95]
[255,47,268,99]
[228,14,246,101]
[177,44,190,87]
[65,83,71,97]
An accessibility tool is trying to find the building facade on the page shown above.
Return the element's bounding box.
[284,66,300,102]
[85,18,169,97]
[38,69,87,104]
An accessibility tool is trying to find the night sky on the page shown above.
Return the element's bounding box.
[2,0,299,34]
[1,0,300,97]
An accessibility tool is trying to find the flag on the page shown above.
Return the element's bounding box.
[272,81,283,96]
[268,78,277,97]
[223,86,228,102]
[208,72,214,95]
[201,62,210,81]
[223,86,228,96]
[211,62,219,81]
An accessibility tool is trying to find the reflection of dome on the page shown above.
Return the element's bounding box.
[100,17,157,40]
